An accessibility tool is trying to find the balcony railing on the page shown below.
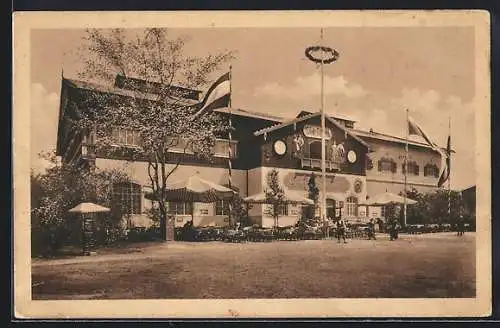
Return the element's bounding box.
[301,158,340,171]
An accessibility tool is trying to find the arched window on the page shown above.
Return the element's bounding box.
[424,164,440,178]
[346,196,358,217]
[403,161,420,176]
[112,182,142,215]
[378,157,397,173]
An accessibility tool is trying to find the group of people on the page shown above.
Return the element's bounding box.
[334,217,378,243]
[333,217,400,243]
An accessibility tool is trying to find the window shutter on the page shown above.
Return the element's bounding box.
[391,162,397,173]
[378,160,382,171]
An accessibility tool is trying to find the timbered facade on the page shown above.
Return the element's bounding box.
[56,75,445,228]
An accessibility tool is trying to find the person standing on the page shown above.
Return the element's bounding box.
[337,218,347,243]
[457,215,465,236]
[389,218,399,241]
[367,218,376,240]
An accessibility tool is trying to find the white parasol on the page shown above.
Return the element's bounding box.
[68,202,111,214]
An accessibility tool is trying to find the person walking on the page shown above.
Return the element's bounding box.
[336,218,347,243]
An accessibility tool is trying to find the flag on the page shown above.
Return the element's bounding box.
[438,135,451,187]
[408,116,448,187]
[194,72,231,117]
[408,116,437,147]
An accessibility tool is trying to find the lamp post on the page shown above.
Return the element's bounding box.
[305,29,340,239]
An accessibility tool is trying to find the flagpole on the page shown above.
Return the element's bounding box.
[404,108,408,227]
[320,28,328,239]
[228,65,233,227]
[448,116,451,217]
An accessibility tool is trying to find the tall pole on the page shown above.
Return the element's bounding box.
[305,29,339,239]
[320,28,328,238]
[228,65,233,227]
[403,108,408,226]
[448,116,451,217]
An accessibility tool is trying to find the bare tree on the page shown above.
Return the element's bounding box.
[74,28,235,241]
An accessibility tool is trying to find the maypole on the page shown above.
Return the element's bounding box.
[305,29,339,239]
[320,29,327,238]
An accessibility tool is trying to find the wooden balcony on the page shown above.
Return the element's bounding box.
[301,157,340,171]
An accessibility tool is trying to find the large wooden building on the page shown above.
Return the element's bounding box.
[56,75,445,228]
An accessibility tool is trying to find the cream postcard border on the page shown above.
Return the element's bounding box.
[13,10,491,318]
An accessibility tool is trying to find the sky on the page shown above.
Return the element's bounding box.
[30,27,476,189]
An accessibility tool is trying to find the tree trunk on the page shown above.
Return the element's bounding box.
[158,200,168,241]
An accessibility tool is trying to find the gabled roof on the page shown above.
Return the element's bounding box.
[351,128,454,153]
[461,185,476,193]
[62,77,199,106]
[213,107,284,122]
[296,110,357,123]
[253,112,369,148]
[114,74,202,101]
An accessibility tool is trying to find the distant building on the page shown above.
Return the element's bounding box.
[56,75,447,228]
[461,185,476,217]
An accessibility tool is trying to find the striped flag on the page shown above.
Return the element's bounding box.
[194,72,231,117]
[438,135,451,188]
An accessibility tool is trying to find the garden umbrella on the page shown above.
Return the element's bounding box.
[68,202,110,213]
[144,175,236,203]
[243,191,314,205]
[326,192,346,202]
[359,192,417,206]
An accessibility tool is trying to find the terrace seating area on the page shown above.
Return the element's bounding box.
[173,218,374,243]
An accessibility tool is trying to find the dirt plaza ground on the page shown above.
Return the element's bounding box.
[31,232,475,299]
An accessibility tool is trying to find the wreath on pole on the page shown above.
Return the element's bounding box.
[305,46,340,64]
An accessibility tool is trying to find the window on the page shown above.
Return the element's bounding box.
[214,139,238,158]
[326,199,336,219]
[424,164,440,178]
[381,206,386,218]
[309,141,327,159]
[166,137,194,154]
[378,157,397,173]
[402,161,420,176]
[278,204,289,216]
[168,202,193,215]
[112,182,142,215]
[346,196,358,217]
[215,199,231,215]
[268,204,289,216]
[112,128,142,147]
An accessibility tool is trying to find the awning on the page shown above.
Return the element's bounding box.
[359,192,417,206]
[144,175,236,203]
[325,193,346,202]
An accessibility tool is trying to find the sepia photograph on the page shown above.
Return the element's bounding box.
[13,11,491,318]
